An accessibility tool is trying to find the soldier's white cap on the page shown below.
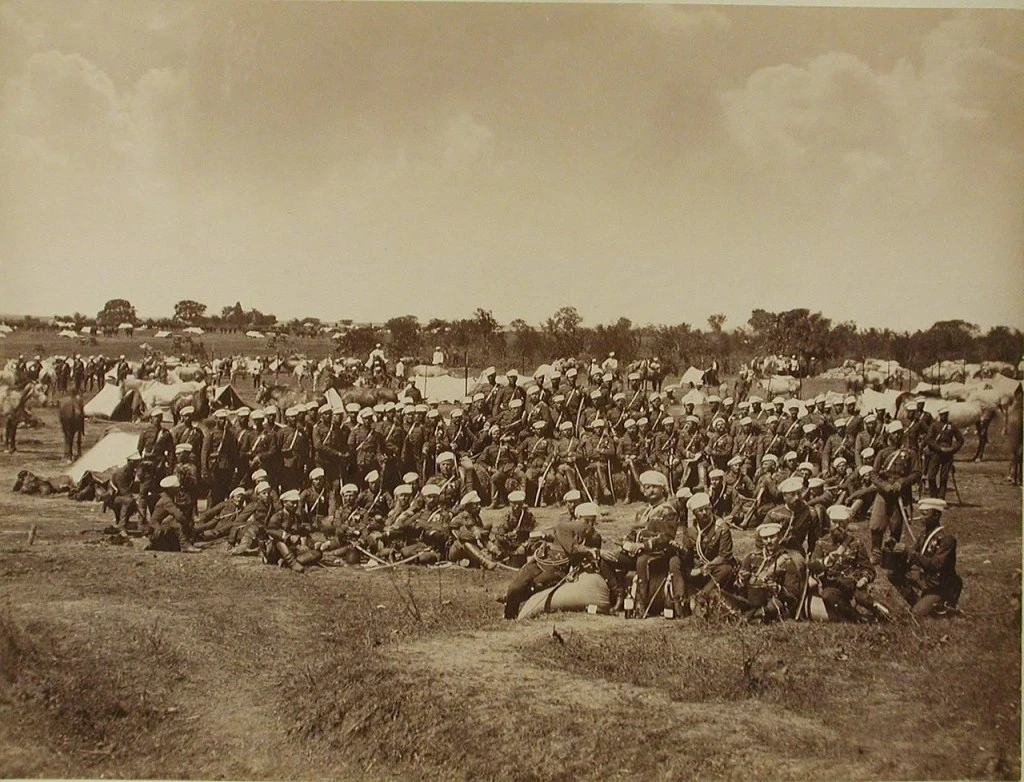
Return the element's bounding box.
[802,423,817,434]
[576,502,599,518]
[403,472,419,483]
[918,497,947,513]
[639,470,668,488]
[175,443,192,454]
[758,522,783,538]
[864,413,877,424]
[749,396,764,404]
[637,417,649,426]
[127,452,142,462]
[460,491,481,506]
[415,404,429,413]
[255,480,272,494]
[280,489,301,503]
[915,397,927,406]
[180,406,195,416]
[285,406,299,417]
[779,476,804,493]
[307,401,320,411]
[484,366,497,377]
[827,504,852,522]
[509,490,527,503]
[236,407,251,417]
[602,373,613,382]
[489,424,501,434]
[460,396,473,406]
[451,408,464,418]
[421,484,441,497]
[783,450,798,461]
[834,417,847,428]
[591,418,606,428]
[319,404,332,414]
[885,420,904,434]
[160,475,180,489]
[649,392,662,401]
[589,389,603,400]
[844,395,857,404]
[937,405,950,414]
[613,392,626,402]
[359,407,374,419]
[740,416,752,426]
[531,420,546,430]
[761,454,779,464]
[394,484,412,497]
[860,447,876,460]
[558,421,573,431]
[345,403,361,413]
[552,394,565,403]
[265,405,278,415]
[214,409,229,419]
[526,384,540,395]
[309,467,325,479]
[708,468,725,480]
[509,398,524,409]
[624,418,637,428]
[506,368,519,377]
[766,415,779,424]
[832,456,848,468]
[229,487,247,499]
[550,371,562,380]
[628,372,641,381]
[562,489,581,502]
[252,469,268,481]
[251,409,268,422]
[473,393,486,402]
[686,415,700,424]
[737,401,750,410]
[365,470,380,483]
[797,461,815,472]
[858,465,874,476]
[772,396,785,405]
[808,477,825,489]
[723,397,734,406]
[341,483,359,494]
[727,455,744,467]
[566,367,578,378]
[687,492,711,511]
[707,395,721,404]
[437,451,456,464]
[675,487,693,499]
[372,404,386,414]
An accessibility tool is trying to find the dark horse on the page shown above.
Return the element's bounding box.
[59,392,86,462]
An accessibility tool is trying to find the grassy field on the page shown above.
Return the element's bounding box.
[0,349,1021,779]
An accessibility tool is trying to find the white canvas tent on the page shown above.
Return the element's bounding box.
[155,330,172,339]
[679,366,706,386]
[58,330,78,339]
[84,382,134,420]
[65,431,140,483]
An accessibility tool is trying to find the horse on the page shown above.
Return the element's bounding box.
[1007,388,1022,485]
[59,393,85,462]
[2,381,48,453]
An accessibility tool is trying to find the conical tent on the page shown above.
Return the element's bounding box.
[66,430,140,483]
[213,384,247,409]
[84,382,135,421]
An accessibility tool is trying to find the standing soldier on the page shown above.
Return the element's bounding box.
[234,408,257,486]
[868,421,922,564]
[137,409,174,518]
[349,408,384,488]
[277,407,309,492]
[172,406,205,455]
[201,409,238,506]
[312,405,344,488]
[924,406,964,499]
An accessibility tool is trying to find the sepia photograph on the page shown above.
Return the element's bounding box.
[0,1,1021,779]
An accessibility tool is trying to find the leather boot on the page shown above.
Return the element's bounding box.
[229,531,258,556]
[277,541,304,572]
[176,528,201,553]
[870,530,884,564]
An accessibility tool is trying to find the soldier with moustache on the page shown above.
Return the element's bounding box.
[682,491,737,607]
[250,410,282,489]
[887,497,963,617]
[808,504,889,622]
[481,427,518,509]
[821,418,855,477]
[733,522,805,621]
[495,369,527,411]
[402,405,428,478]
[234,408,258,486]
[617,418,646,503]
[854,414,882,467]
[194,486,252,543]
[677,415,707,490]
[137,409,175,518]
[623,372,648,417]
[651,416,682,490]
[924,406,964,499]
[582,418,616,503]
[426,451,464,510]
[379,404,406,490]
[312,405,345,488]
[349,408,384,488]
[705,417,734,472]
[300,467,335,529]
[172,406,205,455]
[524,384,553,433]
[513,421,555,506]
[552,420,584,495]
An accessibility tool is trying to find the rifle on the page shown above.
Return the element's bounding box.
[534,452,557,506]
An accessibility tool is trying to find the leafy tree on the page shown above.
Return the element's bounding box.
[96,298,137,326]
[980,326,1024,365]
[544,306,584,357]
[173,299,207,325]
[386,315,421,357]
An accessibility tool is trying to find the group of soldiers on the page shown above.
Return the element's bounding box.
[94,361,964,621]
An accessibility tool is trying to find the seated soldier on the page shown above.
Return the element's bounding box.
[194,486,251,542]
[144,475,201,553]
[488,489,536,564]
[733,522,805,622]
[887,498,963,618]
[682,492,736,610]
[809,505,891,621]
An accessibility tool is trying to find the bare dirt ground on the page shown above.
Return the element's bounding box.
[0,379,1020,779]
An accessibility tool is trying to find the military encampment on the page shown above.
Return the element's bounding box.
[1,2,1022,780]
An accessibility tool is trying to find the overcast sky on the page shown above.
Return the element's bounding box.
[2,1,1022,332]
